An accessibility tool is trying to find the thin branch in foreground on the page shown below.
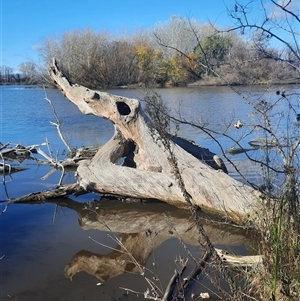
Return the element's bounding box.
[0,151,10,214]
[36,140,65,185]
[145,93,238,300]
[44,88,72,152]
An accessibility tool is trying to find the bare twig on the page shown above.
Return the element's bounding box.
[44,89,72,152]
[0,152,10,214]
[36,142,65,185]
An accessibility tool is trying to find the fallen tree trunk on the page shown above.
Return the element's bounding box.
[49,59,260,219]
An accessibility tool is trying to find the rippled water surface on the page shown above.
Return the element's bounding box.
[0,84,298,300]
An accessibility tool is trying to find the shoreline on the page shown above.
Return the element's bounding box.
[1,77,299,89]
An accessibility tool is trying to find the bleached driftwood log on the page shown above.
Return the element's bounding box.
[49,59,260,218]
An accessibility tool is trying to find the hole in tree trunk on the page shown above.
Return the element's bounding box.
[115,140,137,168]
[117,102,131,115]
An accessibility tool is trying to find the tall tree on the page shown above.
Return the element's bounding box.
[19,61,39,84]
[194,34,233,76]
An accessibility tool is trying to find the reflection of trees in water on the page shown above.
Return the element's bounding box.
[0,142,35,173]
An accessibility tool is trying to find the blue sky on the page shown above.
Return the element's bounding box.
[0,0,239,70]
[0,0,299,71]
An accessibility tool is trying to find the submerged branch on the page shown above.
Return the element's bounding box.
[8,183,85,204]
[162,251,211,300]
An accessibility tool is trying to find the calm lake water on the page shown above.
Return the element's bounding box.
[0,84,298,300]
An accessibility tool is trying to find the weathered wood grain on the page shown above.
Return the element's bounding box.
[48,58,260,218]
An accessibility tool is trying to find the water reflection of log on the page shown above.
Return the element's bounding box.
[18,196,254,285]
[0,142,37,161]
[0,162,28,174]
[0,142,40,176]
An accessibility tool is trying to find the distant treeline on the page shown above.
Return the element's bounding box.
[0,62,42,85]
[2,16,299,88]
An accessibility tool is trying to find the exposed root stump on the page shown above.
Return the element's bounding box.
[48,58,260,218]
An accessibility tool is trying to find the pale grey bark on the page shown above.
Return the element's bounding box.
[48,58,260,218]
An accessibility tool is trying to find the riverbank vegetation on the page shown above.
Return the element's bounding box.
[1,2,299,88]
[142,2,299,300]
[143,85,300,300]
[38,16,299,88]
